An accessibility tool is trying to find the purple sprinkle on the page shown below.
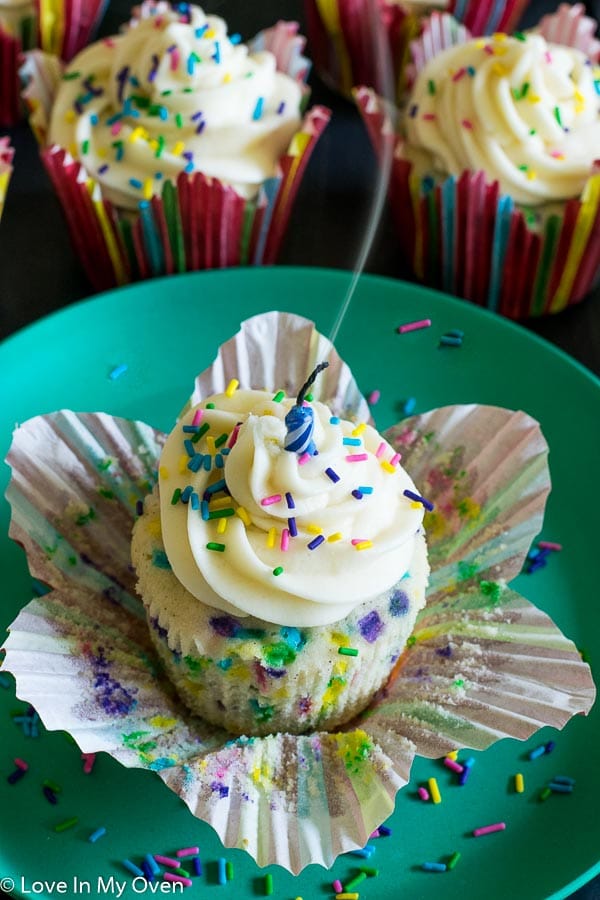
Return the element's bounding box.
[135,500,144,516]
[436,644,452,658]
[149,54,159,82]
[209,616,241,638]
[196,120,206,134]
[409,104,418,117]
[403,489,434,511]
[307,535,325,551]
[43,785,58,804]
[285,492,295,509]
[288,517,298,537]
[210,781,230,798]
[545,741,556,754]
[325,467,340,483]
[182,150,194,161]
[191,110,204,120]
[167,44,177,52]
[277,100,286,115]
[389,589,409,617]
[98,164,109,175]
[352,489,363,500]
[358,610,385,643]
[7,769,26,785]
[379,825,392,836]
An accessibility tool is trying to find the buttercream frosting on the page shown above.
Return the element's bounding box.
[48,3,303,208]
[404,32,600,205]
[157,389,426,627]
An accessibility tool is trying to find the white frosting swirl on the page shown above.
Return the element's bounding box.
[405,33,600,205]
[48,3,302,208]
[157,390,425,627]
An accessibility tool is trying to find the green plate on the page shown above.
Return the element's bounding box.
[1,268,598,900]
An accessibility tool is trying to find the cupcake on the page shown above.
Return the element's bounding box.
[304,0,529,102]
[22,1,330,291]
[0,137,14,221]
[0,0,106,126]
[356,7,600,317]
[131,379,430,736]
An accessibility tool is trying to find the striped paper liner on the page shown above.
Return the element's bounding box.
[304,0,529,102]
[0,137,14,220]
[2,313,595,871]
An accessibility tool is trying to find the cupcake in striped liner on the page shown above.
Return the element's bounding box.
[356,6,600,318]
[0,137,14,221]
[0,0,106,126]
[304,0,530,102]
[21,1,330,292]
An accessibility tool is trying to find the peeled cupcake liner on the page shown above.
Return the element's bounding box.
[2,311,594,871]
[354,7,600,319]
[21,18,330,292]
[0,136,15,221]
[304,0,530,102]
[0,0,106,126]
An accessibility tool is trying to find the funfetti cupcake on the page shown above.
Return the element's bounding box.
[0,0,106,126]
[356,6,600,318]
[304,0,529,102]
[22,2,330,292]
[132,371,430,737]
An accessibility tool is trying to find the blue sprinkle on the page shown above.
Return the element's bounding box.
[213,42,221,64]
[358,485,373,494]
[288,517,298,537]
[206,479,226,494]
[88,827,107,843]
[122,860,144,877]
[190,492,200,510]
[183,424,200,433]
[196,120,206,134]
[330,416,340,425]
[230,32,241,44]
[109,363,128,380]
[545,740,556,754]
[90,113,99,125]
[343,437,361,446]
[422,862,447,872]
[217,858,226,885]
[378,825,392,836]
[403,397,417,415]
[201,500,209,520]
[193,857,202,876]
[252,97,264,120]
[553,775,575,785]
[203,454,212,471]
[184,439,196,457]
[195,24,209,38]
[184,161,195,173]
[152,549,171,569]
[180,486,193,503]
[129,178,143,190]
[187,453,204,472]
[215,453,224,468]
[106,112,122,126]
[307,535,325,551]
[325,467,340,483]
[409,104,418,117]
[403,489,434,511]
[221,448,230,456]
[529,744,547,760]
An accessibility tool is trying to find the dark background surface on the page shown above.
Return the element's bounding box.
[0,0,599,897]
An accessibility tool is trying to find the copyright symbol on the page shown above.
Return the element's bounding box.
[0,877,15,893]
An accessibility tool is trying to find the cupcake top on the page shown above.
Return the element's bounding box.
[404,32,600,205]
[48,2,303,208]
[156,385,427,627]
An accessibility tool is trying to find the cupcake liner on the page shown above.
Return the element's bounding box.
[304,0,529,101]
[0,136,14,220]
[355,80,600,317]
[22,19,330,292]
[2,312,595,871]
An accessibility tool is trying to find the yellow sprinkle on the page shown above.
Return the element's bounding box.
[210,496,232,510]
[178,454,188,474]
[206,435,216,454]
[149,138,159,152]
[222,72,232,83]
[267,527,276,548]
[428,777,442,804]
[410,500,422,509]
[143,178,153,200]
[236,507,251,527]
[97,147,108,159]
[475,39,486,48]
[515,773,525,793]
[526,169,537,181]
[351,423,366,437]
[148,715,177,728]
[129,126,145,143]
[147,520,161,538]
[381,460,396,474]
[493,45,508,55]
[261,410,274,416]
[64,109,76,123]
[204,27,216,38]
[172,141,185,156]
[159,465,169,479]
[447,750,459,760]
[493,31,507,41]
[327,532,343,542]
[217,517,228,534]
[492,63,507,76]
[307,524,323,534]
[355,540,373,551]
[225,378,239,398]
[528,94,541,103]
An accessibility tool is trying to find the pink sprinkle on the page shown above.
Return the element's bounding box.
[444,758,464,774]
[82,753,96,774]
[422,113,437,121]
[484,44,494,55]
[163,873,192,887]
[170,48,180,71]
[390,452,402,466]
[375,442,386,459]
[261,494,282,507]
[418,786,430,801]
[398,318,431,334]
[103,37,116,47]
[473,822,506,837]
[154,16,163,27]
[176,847,199,858]
[302,400,311,407]
[192,409,204,426]
[298,452,311,466]
[545,51,553,63]
[111,122,122,136]
[367,390,380,405]
[452,66,467,81]
[370,829,381,838]
[14,758,29,771]
[227,424,240,448]
[538,541,562,551]
[462,119,473,130]
[281,528,290,552]
[351,538,367,545]
[333,880,343,893]
[550,151,564,159]
[346,454,368,462]
[154,855,180,868]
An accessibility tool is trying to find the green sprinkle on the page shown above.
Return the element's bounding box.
[529,128,537,135]
[206,542,226,552]
[155,135,165,158]
[305,392,313,402]
[191,422,210,443]
[173,868,189,878]
[171,488,182,505]
[206,402,216,409]
[81,140,89,154]
[272,390,285,403]
[554,105,563,127]
[161,89,172,96]
[98,488,114,499]
[454,678,464,687]
[272,566,284,576]
[407,635,417,647]
[54,817,78,832]
[226,861,234,881]
[207,508,235,519]
[215,433,228,448]
[264,873,273,896]
[518,164,528,171]
[175,113,183,128]
[43,780,62,793]
[345,872,367,890]
[98,458,113,470]
[338,647,359,657]
[479,579,502,603]
[427,79,436,95]
[359,866,379,876]
[447,851,461,870]
[183,87,194,92]
[514,30,526,41]
[539,786,552,801]
[62,70,81,80]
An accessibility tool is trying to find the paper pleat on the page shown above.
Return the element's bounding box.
[2,314,595,871]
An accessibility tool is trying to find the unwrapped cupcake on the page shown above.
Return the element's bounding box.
[0,0,106,126]
[356,6,600,318]
[132,375,430,736]
[22,1,330,291]
[304,0,530,102]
